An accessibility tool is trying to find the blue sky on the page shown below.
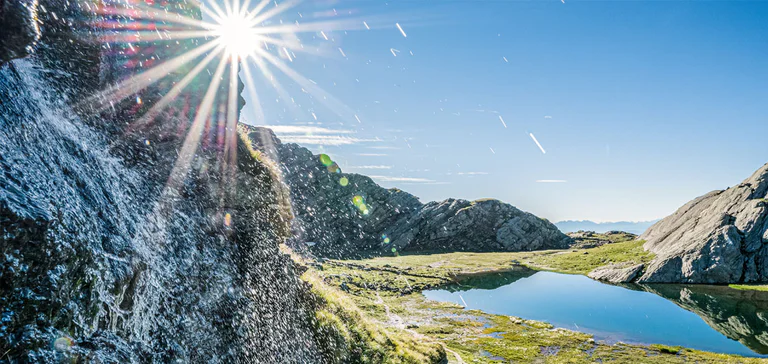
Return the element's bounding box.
[237,0,768,222]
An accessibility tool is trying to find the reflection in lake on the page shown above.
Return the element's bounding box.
[445,268,536,292]
[424,271,768,357]
[637,284,768,355]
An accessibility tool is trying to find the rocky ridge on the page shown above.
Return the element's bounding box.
[245,127,572,258]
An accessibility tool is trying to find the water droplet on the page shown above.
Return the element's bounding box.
[53,337,73,351]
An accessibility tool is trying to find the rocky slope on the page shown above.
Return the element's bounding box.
[638,163,768,283]
[0,2,328,362]
[245,127,571,258]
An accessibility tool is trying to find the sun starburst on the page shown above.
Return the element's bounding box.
[82,0,380,197]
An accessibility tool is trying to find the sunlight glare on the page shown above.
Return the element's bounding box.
[215,13,259,57]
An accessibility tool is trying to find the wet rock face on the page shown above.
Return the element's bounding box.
[1,2,319,363]
[0,0,41,63]
[246,128,571,258]
[639,163,768,283]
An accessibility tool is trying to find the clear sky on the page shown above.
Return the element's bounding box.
[238,0,768,223]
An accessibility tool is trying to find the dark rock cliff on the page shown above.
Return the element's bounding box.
[0,1,320,362]
[245,127,572,258]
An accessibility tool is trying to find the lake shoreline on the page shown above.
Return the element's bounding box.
[301,248,768,363]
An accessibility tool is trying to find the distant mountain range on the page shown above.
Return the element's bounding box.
[554,220,660,235]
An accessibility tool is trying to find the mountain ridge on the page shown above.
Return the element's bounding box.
[245,126,572,257]
[555,220,660,235]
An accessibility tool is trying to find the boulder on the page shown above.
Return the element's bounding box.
[588,263,645,283]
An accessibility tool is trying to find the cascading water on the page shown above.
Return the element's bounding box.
[0,1,321,362]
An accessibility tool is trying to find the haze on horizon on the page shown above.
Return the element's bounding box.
[237,0,768,223]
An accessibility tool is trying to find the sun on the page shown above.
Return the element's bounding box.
[214,13,260,58]
[85,0,370,192]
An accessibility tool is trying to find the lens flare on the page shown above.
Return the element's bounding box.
[319,154,333,166]
[82,0,375,209]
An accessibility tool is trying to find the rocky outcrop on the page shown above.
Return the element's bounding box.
[1,2,321,362]
[246,128,571,258]
[568,230,637,249]
[638,163,768,283]
[387,198,570,253]
[588,263,644,283]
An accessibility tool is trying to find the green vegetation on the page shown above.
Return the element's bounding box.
[304,271,446,363]
[299,256,762,363]
[527,240,654,275]
[729,284,768,292]
[336,239,654,277]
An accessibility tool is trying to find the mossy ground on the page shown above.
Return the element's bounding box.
[729,284,768,292]
[298,244,765,363]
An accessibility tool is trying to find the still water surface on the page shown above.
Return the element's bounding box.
[424,270,768,357]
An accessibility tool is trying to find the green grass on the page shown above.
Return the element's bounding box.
[729,284,768,292]
[528,240,654,275]
[303,271,446,363]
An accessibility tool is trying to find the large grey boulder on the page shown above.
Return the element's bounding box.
[245,127,571,257]
[638,163,768,283]
[588,263,645,283]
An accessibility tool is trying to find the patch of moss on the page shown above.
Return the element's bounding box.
[650,344,683,354]
[729,284,768,292]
